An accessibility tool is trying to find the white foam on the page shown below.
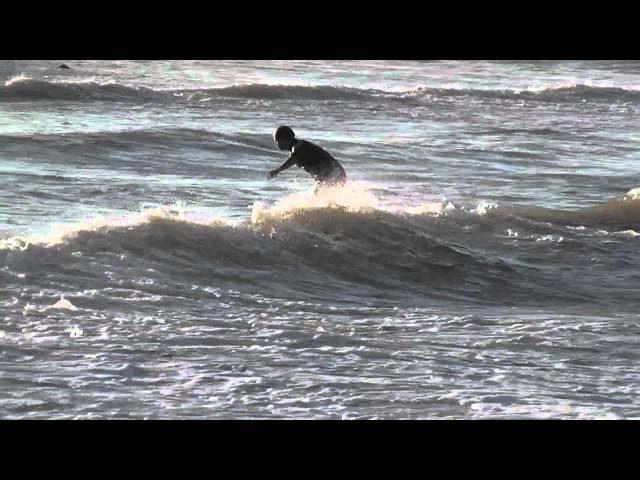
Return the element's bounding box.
[624,187,640,201]
[536,234,563,243]
[615,230,640,237]
[66,326,83,338]
[251,182,449,225]
[48,296,78,311]
[4,74,31,86]
[0,203,232,250]
[0,236,30,251]
[475,201,498,216]
[3,188,452,251]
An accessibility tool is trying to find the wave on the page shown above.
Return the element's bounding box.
[0,77,384,103]
[406,84,640,103]
[471,127,565,136]
[203,84,377,101]
[494,190,640,229]
[5,76,638,105]
[0,128,276,152]
[6,185,640,306]
[0,77,167,102]
[0,207,534,305]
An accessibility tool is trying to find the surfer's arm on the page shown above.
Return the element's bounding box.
[267,154,297,180]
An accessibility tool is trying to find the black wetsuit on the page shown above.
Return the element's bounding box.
[273,139,347,187]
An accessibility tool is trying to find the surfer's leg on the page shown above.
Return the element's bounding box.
[325,169,346,189]
[314,167,347,195]
[314,180,332,195]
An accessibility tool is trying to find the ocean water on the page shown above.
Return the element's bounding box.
[1,60,639,419]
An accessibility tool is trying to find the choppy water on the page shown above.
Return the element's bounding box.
[1,60,639,419]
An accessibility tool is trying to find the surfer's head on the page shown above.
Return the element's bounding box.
[274,125,295,151]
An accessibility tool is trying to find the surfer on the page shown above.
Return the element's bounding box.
[267,126,347,192]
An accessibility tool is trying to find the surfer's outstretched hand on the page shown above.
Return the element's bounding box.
[267,169,279,180]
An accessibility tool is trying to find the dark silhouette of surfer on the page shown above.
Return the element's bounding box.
[267,126,347,192]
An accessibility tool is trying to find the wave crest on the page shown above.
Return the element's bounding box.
[3,77,639,105]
